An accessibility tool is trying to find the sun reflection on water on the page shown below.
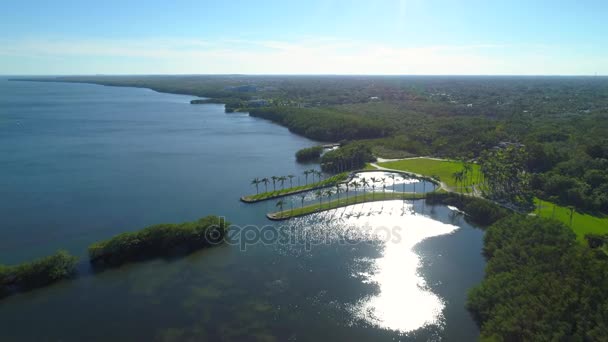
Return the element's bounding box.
[300,200,459,333]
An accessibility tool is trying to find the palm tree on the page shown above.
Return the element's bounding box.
[463,163,473,193]
[276,200,285,217]
[309,169,318,183]
[315,190,324,210]
[278,176,287,190]
[325,190,334,209]
[352,181,359,202]
[381,177,387,199]
[300,194,306,209]
[345,182,350,202]
[288,175,295,188]
[370,177,377,200]
[315,170,322,183]
[304,170,311,185]
[389,174,396,192]
[251,178,260,194]
[452,171,464,193]
[335,184,341,204]
[261,178,269,192]
[271,176,278,191]
[361,179,369,200]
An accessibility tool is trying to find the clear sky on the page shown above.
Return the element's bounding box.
[1,0,606,75]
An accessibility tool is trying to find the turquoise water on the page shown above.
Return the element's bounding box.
[0,78,484,341]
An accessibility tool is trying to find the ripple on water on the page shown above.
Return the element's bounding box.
[289,200,459,334]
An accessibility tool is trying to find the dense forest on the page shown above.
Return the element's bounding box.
[467,215,608,340]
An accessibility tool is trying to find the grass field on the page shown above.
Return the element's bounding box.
[377,158,481,192]
[535,198,608,242]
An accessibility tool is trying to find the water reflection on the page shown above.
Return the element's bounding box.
[290,200,459,334]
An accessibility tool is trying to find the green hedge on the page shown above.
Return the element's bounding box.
[1,250,78,298]
[89,216,229,267]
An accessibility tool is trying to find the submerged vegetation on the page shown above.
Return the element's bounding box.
[1,215,229,299]
[89,216,229,267]
[0,250,78,298]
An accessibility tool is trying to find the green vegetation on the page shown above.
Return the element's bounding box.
[89,216,229,267]
[25,75,608,214]
[268,191,427,220]
[426,192,510,226]
[320,142,375,173]
[243,172,348,202]
[535,198,608,242]
[0,250,78,298]
[18,75,608,339]
[248,107,390,142]
[378,158,481,191]
[467,215,608,341]
[295,145,323,162]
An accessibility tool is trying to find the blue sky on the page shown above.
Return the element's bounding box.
[1,0,606,75]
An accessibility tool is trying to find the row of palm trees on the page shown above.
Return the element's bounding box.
[452,162,476,194]
[275,174,436,215]
[250,169,324,194]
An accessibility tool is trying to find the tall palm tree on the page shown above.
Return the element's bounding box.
[389,174,396,192]
[315,190,324,210]
[370,177,377,200]
[276,200,285,217]
[300,194,306,209]
[361,179,369,200]
[315,170,322,183]
[335,184,341,204]
[345,182,350,202]
[251,178,260,194]
[278,176,287,190]
[452,171,464,194]
[288,175,295,188]
[325,190,333,209]
[381,177,387,199]
[261,178,269,192]
[304,170,311,185]
[352,181,359,202]
[309,169,317,183]
[271,176,278,191]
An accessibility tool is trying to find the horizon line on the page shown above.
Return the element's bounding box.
[3,73,607,77]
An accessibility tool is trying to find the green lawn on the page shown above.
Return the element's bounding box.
[535,198,608,242]
[378,158,481,192]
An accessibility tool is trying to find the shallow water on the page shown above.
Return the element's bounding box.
[0,78,484,341]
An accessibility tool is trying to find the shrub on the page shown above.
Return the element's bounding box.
[0,250,78,297]
[89,216,229,267]
[295,146,323,162]
[425,193,509,226]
